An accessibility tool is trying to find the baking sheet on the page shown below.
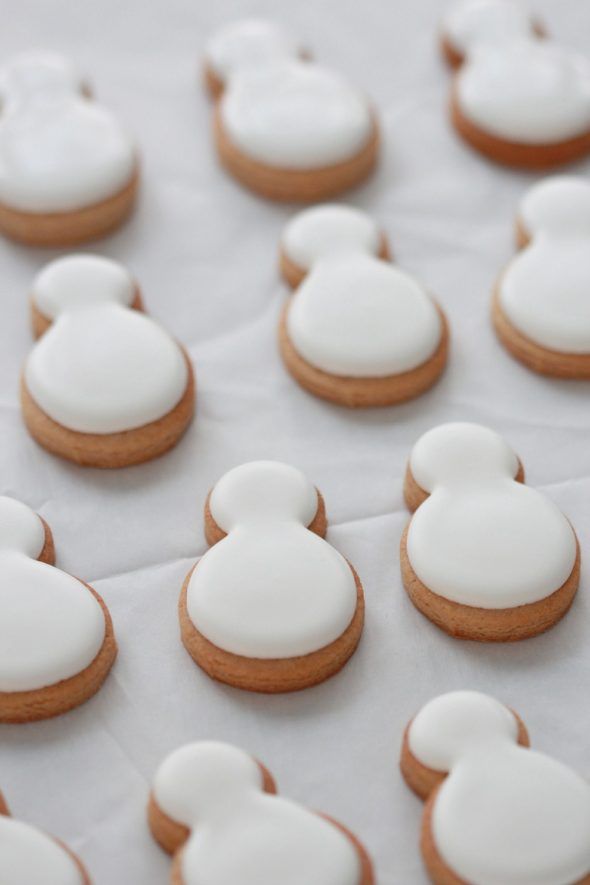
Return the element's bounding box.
[1,0,589,881]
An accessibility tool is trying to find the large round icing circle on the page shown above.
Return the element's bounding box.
[206,19,300,82]
[187,461,358,658]
[25,255,188,434]
[0,816,84,885]
[0,52,136,213]
[499,177,590,353]
[406,423,577,608]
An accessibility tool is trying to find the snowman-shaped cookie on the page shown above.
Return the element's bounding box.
[494,176,590,377]
[0,496,116,722]
[401,691,590,884]
[0,52,138,246]
[401,423,579,641]
[203,20,379,202]
[278,204,448,407]
[0,790,91,883]
[21,254,195,468]
[149,741,374,885]
[440,0,590,167]
[180,461,364,692]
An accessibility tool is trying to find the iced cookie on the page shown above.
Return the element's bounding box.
[0,52,138,246]
[148,740,374,884]
[203,20,379,202]
[401,422,579,641]
[0,791,91,883]
[400,690,590,884]
[493,176,590,377]
[179,460,364,692]
[440,0,590,167]
[0,496,116,723]
[279,205,449,408]
[21,254,195,468]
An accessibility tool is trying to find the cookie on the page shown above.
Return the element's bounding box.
[0,52,138,246]
[0,790,91,883]
[400,690,590,884]
[179,460,364,692]
[203,20,379,202]
[440,0,590,168]
[278,205,449,408]
[493,176,590,378]
[148,740,374,884]
[21,254,195,468]
[401,422,580,641]
[0,496,116,723]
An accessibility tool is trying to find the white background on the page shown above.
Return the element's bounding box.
[1,0,589,882]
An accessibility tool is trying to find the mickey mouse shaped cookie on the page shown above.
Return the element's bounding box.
[203,20,379,202]
[21,254,195,468]
[0,52,138,246]
[0,495,116,722]
[179,461,364,692]
[440,0,590,167]
[400,690,590,884]
[493,176,590,378]
[0,790,91,883]
[279,205,449,408]
[148,741,374,885]
[401,423,580,641]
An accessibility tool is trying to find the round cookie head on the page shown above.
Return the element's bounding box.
[33,253,136,321]
[0,495,45,557]
[282,205,382,272]
[0,52,83,106]
[520,175,590,238]
[444,0,535,55]
[206,19,299,83]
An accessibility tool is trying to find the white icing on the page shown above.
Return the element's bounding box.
[187,461,358,658]
[153,741,361,885]
[283,205,442,378]
[25,255,188,435]
[209,20,373,169]
[408,691,590,885]
[406,423,577,608]
[0,816,83,884]
[0,495,105,692]
[499,177,590,353]
[0,52,136,213]
[444,1,590,144]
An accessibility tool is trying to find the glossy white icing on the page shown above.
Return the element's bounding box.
[0,495,105,692]
[206,19,299,82]
[500,176,590,352]
[0,52,136,213]
[153,741,362,885]
[406,423,577,608]
[25,255,188,434]
[187,461,358,658]
[283,205,442,378]
[409,691,590,885]
[0,816,83,884]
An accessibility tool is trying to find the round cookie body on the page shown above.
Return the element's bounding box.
[0,816,90,885]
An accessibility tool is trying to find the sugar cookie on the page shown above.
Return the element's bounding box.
[0,496,116,723]
[401,423,579,641]
[21,254,195,468]
[0,791,91,883]
[400,690,590,884]
[148,740,374,884]
[0,52,139,246]
[179,461,364,692]
[203,20,379,201]
[493,176,590,377]
[440,0,590,167]
[278,205,448,407]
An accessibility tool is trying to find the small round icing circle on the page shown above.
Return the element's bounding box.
[206,19,300,82]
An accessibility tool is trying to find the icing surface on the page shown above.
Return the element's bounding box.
[0,816,83,884]
[211,19,373,169]
[187,461,358,658]
[500,176,590,352]
[284,205,442,378]
[407,423,577,608]
[0,52,136,212]
[153,741,361,885]
[409,691,590,885]
[0,495,105,692]
[445,1,590,143]
[25,255,188,434]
